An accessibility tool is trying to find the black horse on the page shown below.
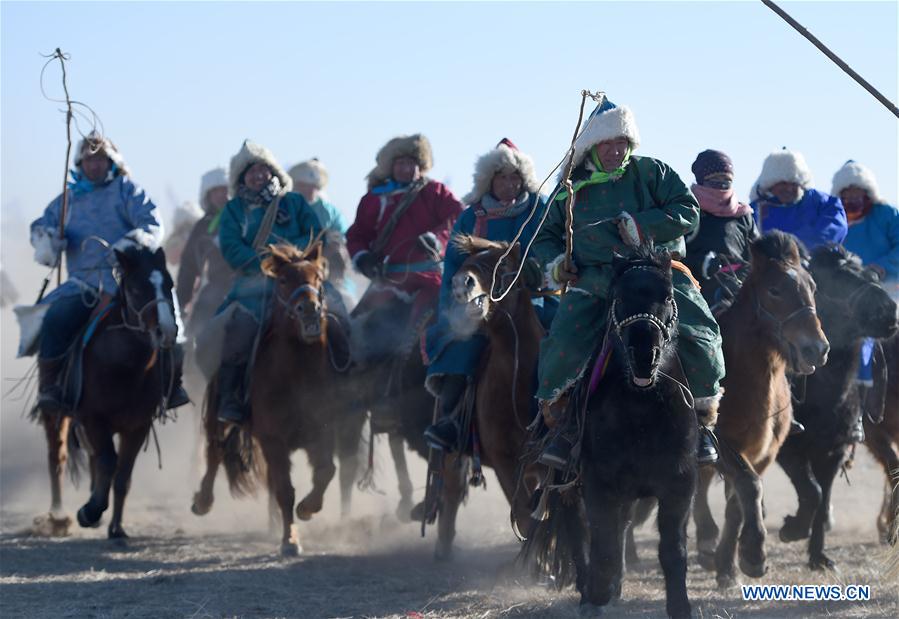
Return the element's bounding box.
[523,247,697,619]
[777,244,898,569]
[66,245,179,539]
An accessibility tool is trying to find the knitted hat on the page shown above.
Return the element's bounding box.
[691,150,734,185]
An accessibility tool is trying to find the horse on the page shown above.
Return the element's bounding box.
[776,244,898,569]
[523,246,698,619]
[424,236,545,559]
[692,231,830,587]
[190,242,337,556]
[865,333,899,544]
[38,245,179,539]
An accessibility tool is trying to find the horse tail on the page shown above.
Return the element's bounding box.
[203,375,263,497]
[517,485,586,589]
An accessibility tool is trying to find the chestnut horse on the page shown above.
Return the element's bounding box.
[191,242,336,556]
[693,231,830,587]
[865,332,899,544]
[427,236,545,559]
[40,245,179,539]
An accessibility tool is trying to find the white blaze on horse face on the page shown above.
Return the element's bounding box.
[786,268,799,281]
[150,270,177,346]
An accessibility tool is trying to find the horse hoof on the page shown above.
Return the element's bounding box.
[280,542,300,557]
[779,516,808,543]
[697,550,716,572]
[739,556,767,578]
[578,602,605,617]
[77,505,103,529]
[809,554,836,571]
[409,501,426,522]
[31,513,72,537]
[295,499,321,522]
[717,573,740,590]
[395,500,414,523]
[108,526,129,541]
[191,492,212,516]
[434,543,454,562]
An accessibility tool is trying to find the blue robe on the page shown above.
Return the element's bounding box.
[751,188,847,251]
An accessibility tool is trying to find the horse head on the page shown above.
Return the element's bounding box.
[744,231,829,375]
[113,245,177,349]
[609,245,678,389]
[449,235,523,332]
[262,241,328,344]
[808,244,898,345]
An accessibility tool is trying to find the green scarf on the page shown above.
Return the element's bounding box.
[555,146,632,201]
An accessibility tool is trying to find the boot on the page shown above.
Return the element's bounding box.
[538,399,577,470]
[217,362,248,425]
[697,426,719,465]
[424,374,467,451]
[37,355,68,415]
[164,344,190,409]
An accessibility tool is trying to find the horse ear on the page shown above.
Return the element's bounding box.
[261,244,286,278]
[305,241,323,264]
[114,248,133,271]
[611,252,628,277]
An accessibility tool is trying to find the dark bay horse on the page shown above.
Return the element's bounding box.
[778,246,898,569]
[42,245,179,539]
[524,247,698,619]
[693,231,830,587]
[865,332,899,544]
[427,236,545,559]
[191,242,336,556]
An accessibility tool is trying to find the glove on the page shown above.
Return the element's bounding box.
[520,257,544,291]
[616,212,642,248]
[355,252,381,279]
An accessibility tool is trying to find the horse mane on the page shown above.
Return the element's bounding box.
[751,230,806,266]
[809,243,863,271]
[261,241,323,275]
[452,234,508,256]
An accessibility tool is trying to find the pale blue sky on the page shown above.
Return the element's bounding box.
[2,1,897,235]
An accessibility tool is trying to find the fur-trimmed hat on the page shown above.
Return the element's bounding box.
[831,160,882,204]
[74,130,131,177]
[750,148,813,200]
[173,201,204,228]
[366,134,433,189]
[289,158,329,190]
[229,140,293,197]
[463,138,540,204]
[561,100,641,174]
[198,167,228,211]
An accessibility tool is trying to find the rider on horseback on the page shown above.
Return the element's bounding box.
[214,140,339,425]
[531,100,725,469]
[423,138,555,451]
[345,134,463,358]
[176,167,233,338]
[31,131,189,415]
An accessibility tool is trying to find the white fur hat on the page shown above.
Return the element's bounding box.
[198,167,228,211]
[561,102,641,174]
[74,130,131,177]
[463,138,540,204]
[228,140,292,197]
[289,159,329,190]
[366,134,433,189]
[831,160,882,203]
[751,148,813,200]
[173,201,204,228]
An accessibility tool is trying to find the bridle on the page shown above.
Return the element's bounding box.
[751,279,817,342]
[609,265,678,344]
[275,280,325,322]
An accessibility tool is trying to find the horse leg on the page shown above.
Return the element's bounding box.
[580,489,621,611]
[435,452,467,562]
[107,426,148,540]
[491,455,533,538]
[692,466,718,571]
[732,466,767,578]
[389,432,414,522]
[296,436,336,522]
[76,424,116,529]
[190,423,223,516]
[259,439,299,556]
[36,413,72,537]
[714,480,743,588]
[336,411,365,519]
[807,451,844,570]
[657,490,693,619]
[776,444,821,543]
[864,423,899,543]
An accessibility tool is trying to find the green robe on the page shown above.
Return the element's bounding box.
[532,156,724,403]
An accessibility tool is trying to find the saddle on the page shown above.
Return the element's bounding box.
[59,295,117,413]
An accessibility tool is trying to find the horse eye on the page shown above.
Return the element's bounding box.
[768,286,781,298]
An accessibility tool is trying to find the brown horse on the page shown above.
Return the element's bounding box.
[428,236,545,559]
[693,231,829,587]
[865,333,899,544]
[39,246,180,539]
[191,242,336,556]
